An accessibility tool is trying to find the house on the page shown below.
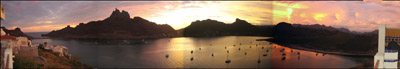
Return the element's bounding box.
[1,35,19,54]
[16,37,31,47]
[1,28,5,36]
[44,45,70,57]
[0,3,15,69]
[375,24,400,68]
[1,35,16,69]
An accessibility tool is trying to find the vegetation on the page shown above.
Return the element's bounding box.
[37,46,92,68]
[13,56,44,69]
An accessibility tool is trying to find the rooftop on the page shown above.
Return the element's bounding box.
[1,35,16,40]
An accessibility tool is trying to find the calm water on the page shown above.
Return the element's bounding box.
[272,44,362,68]
[28,35,362,68]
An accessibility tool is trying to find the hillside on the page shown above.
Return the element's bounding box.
[42,8,177,39]
[1,27,33,39]
[270,22,378,55]
[183,18,272,37]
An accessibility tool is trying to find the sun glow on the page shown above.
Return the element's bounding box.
[287,8,293,22]
[313,13,327,21]
[147,5,234,30]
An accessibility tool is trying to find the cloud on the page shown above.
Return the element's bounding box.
[35,21,53,24]
[2,1,273,32]
[274,1,400,32]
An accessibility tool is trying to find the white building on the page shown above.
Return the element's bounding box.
[45,45,70,57]
[2,48,13,69]
[374,24,400,68]
[16,37,31,47]
[1,35,16,69]
[1,28,5,36]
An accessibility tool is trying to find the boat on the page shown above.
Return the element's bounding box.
[225,59,231,63]
[280,48,286,52]
[281,57,286,60]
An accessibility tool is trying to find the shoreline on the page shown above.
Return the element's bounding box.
[258,39,374,57]
[258,38,374,68]
[284,44,373,57]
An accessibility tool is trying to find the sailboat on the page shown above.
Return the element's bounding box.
[225,50,231,63]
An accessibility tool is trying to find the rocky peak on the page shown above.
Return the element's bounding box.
[14,27,21,31]
[66,25,72,28]
[110,8,121,17]
[120,10,130,18]
[233,18,249,24]
[107,8,131,21]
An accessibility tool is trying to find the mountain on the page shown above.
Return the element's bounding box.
[271,22,378,55]
[42,8,177,39]
[1,27,33,39]
[182,18,272,37]
[292,24,362,34]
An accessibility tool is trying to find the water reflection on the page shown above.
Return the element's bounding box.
[32,36,272,68]
[272,44,362,68]
[30,36,363,68]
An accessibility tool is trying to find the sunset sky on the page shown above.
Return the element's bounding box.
[1,1,400,32]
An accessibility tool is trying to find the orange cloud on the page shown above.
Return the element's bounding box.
[273,1,400,32]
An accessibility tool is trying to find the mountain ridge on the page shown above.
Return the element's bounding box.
[182,18,272,37]
[1,27,33,39]
[42,8,178,39]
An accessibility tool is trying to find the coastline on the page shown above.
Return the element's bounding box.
[258,39,374,57]
[258,38,374,68]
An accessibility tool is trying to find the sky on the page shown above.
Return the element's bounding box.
[273,1,400,32]
[1,1,273,32]
[1,1,400,32]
